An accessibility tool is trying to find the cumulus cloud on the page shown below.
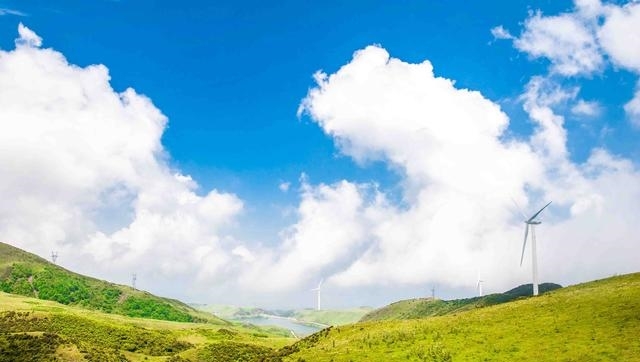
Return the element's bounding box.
[513,10,603,76]
[496,0,640,126]
[16,23,42,47]
[0,25,244,292]
[598,2,640,72]
[295,44,640,293]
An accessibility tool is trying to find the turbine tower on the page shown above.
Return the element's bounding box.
[519,201,552,296]
[476,277,484,297]
[311,279,323,310]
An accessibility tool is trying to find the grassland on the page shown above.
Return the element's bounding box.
[0,242,221,323]
[292,308,372,326]
[360,282,561,322]
[277,273,640,361]
[3,240,639,361]
[0,291,294,361]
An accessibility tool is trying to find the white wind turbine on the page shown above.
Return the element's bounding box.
[476,275,484,297]
[517,201,552,296]
[311,279,323,311]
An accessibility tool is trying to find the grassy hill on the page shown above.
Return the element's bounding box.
[0,242,223,323]
[273,273,640,361]
[0,291,293,361]
[292,308,372,326]
[361,283,561,322]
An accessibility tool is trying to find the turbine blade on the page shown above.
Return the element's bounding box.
[520,224,529,266]
[527,201,552,223]
[511,197,528,221]
[318,279,324,288]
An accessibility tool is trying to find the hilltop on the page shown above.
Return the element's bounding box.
[274,273,640,361]
[0,242,223,324]
[361,282,561,322]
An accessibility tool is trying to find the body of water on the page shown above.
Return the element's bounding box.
[235,315,324,337]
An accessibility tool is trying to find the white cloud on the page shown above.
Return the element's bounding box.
[504,0,640,130]
[624,86,640,126]
[490,25,514,40]
[513,11,603,76]
[243,180,374,291]
[279,181,291,192]
[0,25,244,293]
[511,1,640,76]
[296,45,640,292]
[575,0,604,18]
[571,99,601,117]
[16,23,41,48]
[0,8,26,16]
[598,2,640,72]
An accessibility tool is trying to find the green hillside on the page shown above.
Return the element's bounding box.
[361,283,561,322]
[0,242,223,324]
[292,308,372,326]
[274,273,640,361]
[0,291,293,361]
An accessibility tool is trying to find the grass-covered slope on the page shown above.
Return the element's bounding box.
[361,283,561,322]
[292,307,373,326]
[277,273,640,361]
[0,242,222,323]
[0,292,293,361]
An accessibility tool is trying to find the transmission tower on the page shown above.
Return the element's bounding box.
[51,251,58,264]
[132,273,137,289]
[431,287,435,299]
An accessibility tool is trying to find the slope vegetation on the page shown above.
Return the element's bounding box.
[292,307,373,326]
[276,273,640,361]
[0,292,293,361]
[361,283,561,322]
[0,242,222,323]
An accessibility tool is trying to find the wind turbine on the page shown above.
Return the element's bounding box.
[311,279,323,311]
[476,276,484,297]
[518,201,552,296]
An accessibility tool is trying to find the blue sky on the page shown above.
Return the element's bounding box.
[0,1,639,308]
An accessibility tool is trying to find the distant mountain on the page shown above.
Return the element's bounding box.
[0,242,224,323]
[360,282,562,322]
[194,304,373,326]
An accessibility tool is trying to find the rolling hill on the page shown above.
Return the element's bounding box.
[0,291,293,361]
[0,242,223,323]
[273,273,640,361]
[360,282,561,322]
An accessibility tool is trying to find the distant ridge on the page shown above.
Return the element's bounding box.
[360,282,561,322]
[0,242,225,324]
